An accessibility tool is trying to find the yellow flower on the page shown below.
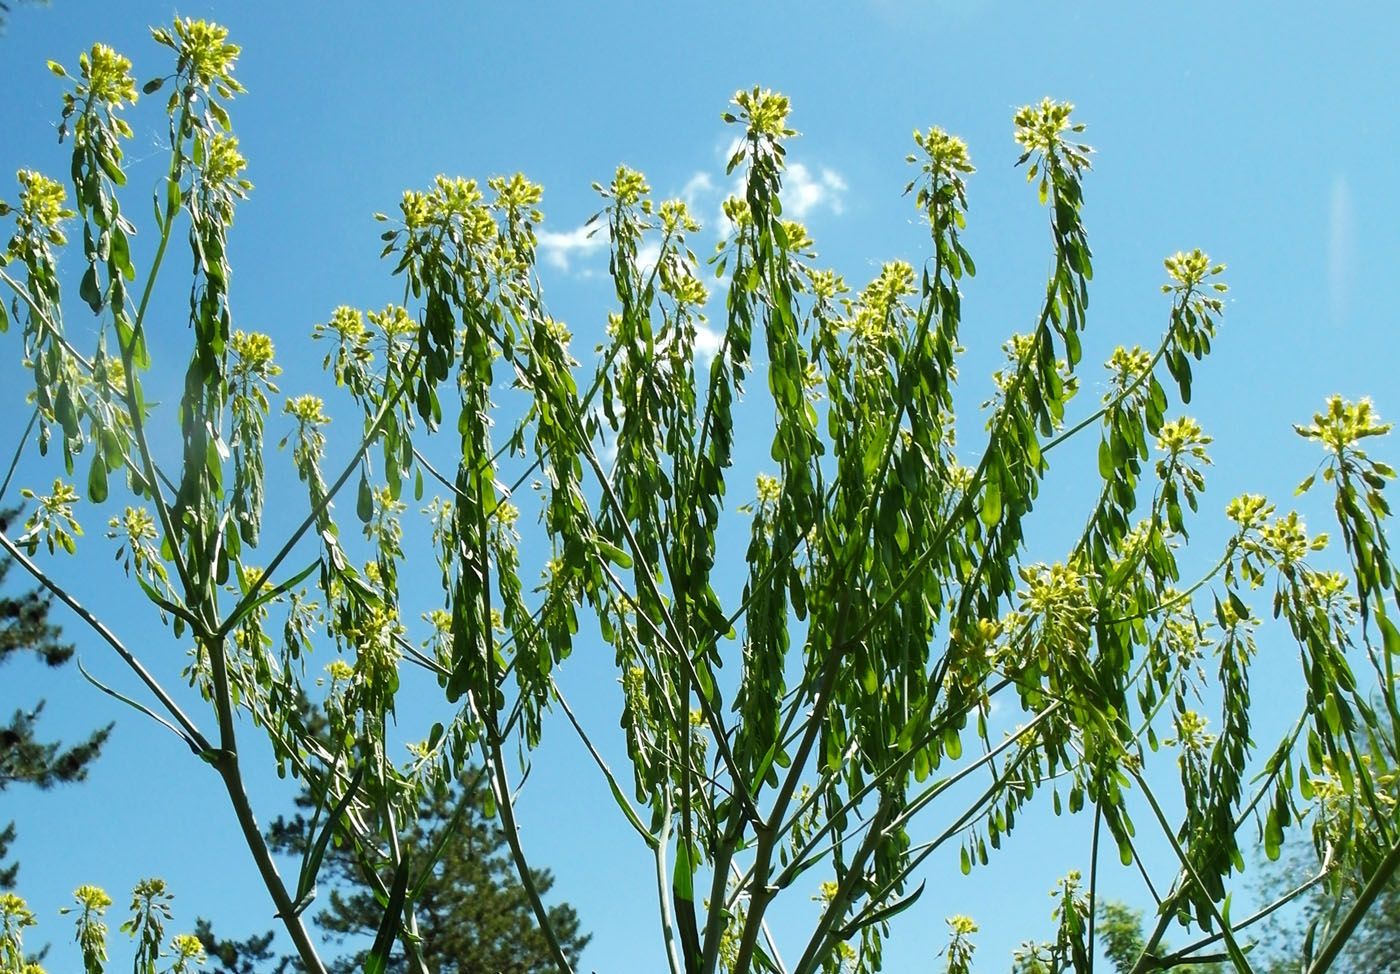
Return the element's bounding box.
[79,44,138,106]
[16,170,72,229]
[284,395,329,425]
[73,885,112,911]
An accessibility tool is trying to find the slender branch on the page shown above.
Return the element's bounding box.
[593,553,762,828]
[1087,804,1103,974]
[202,629,328,974]
[1041,319,1174,457]
[1306,836,1400,974]
[655,789,685,974]
[731,858,788,974]
[104,160,204,615]
[1126,766,1256,974]
[789,794,897,974]
[74,658,192,748]
[550,675,656,848]
[1148,866,1330,971]
[0,406,38,502]
[478,697,576,974]
[217,349,423,638]
[771,690,1050,893]
[0,529,211,752]
[379,781,431,974]
[0,267,95,370]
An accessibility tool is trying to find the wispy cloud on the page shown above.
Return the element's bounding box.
[636,241,662,275]
[784,163,847,219]
[537,222,607,271]
[1328,174,1355,326]
[694,323,723,363]
[709,148,849,231]
[681,172,715,207]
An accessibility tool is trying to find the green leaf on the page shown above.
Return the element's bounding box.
[296,764,366,906]
[166,177,182,222]
[364,860,409,974]
[357,473,374,522]
[596,538,633,569]
[209,101,232,132]
[838,880,926,938]
[672,841,695,902]
[1228,589,1250,621]
[80,265,103,313]
[979,478,1001,528]
[943,726,962,760]
[1264,808,1282,861]
[1379,611,1400,657]
[1098,438,1113,479]
[82,447,109,502]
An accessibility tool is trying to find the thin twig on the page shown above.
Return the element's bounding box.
[0,529,211,753]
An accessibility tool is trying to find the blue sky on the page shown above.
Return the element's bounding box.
[2,1,1399,972]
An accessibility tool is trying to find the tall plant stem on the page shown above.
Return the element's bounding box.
[204,634,328,974]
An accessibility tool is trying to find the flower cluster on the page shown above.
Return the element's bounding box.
[1162,248,1226,293]
[1297,395,1392,457]
[727,87,795,140]
[152,19,244,96]
[1013,98,1090,171]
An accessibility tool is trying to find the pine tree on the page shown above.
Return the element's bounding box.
[198,766,589,974]
[197,702,587,974]
[273,767,588,974]
[0,507,112,886]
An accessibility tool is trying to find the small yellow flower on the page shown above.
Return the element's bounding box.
[1162,249,1219,290]
[1013,98,1079,156]
[73,885,112,911]
[730,87,794,139]
[155,19,244,93]
[284,395,329,425]
[16,170,72,229]
[171,933,206,963]
[947,914,978,936]
[230,330,278,374]
[79,44,138,106]
[608,166,650,207]
[755,474,782,505]
[912,127,974,178]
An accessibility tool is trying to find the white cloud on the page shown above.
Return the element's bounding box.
[713,157,848,232]
[1328,174,1355,326]
[784,163,848,219]
[681,172,715,207]
[694,324,723,363]
[537,221,608,271]
[636,241,662,275]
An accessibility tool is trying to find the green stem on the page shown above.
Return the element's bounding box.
[1306,837,1400,974]
[0,529,210,752]
[480,710,576,974]
[551,675,655,847]
[1127,766,1255,974]
[204,634,328,974]
[217,349,423,638]
[1149,866,1329,971]
[0,407,38,502]
[655,789,685,974]
[788,795,897,974]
